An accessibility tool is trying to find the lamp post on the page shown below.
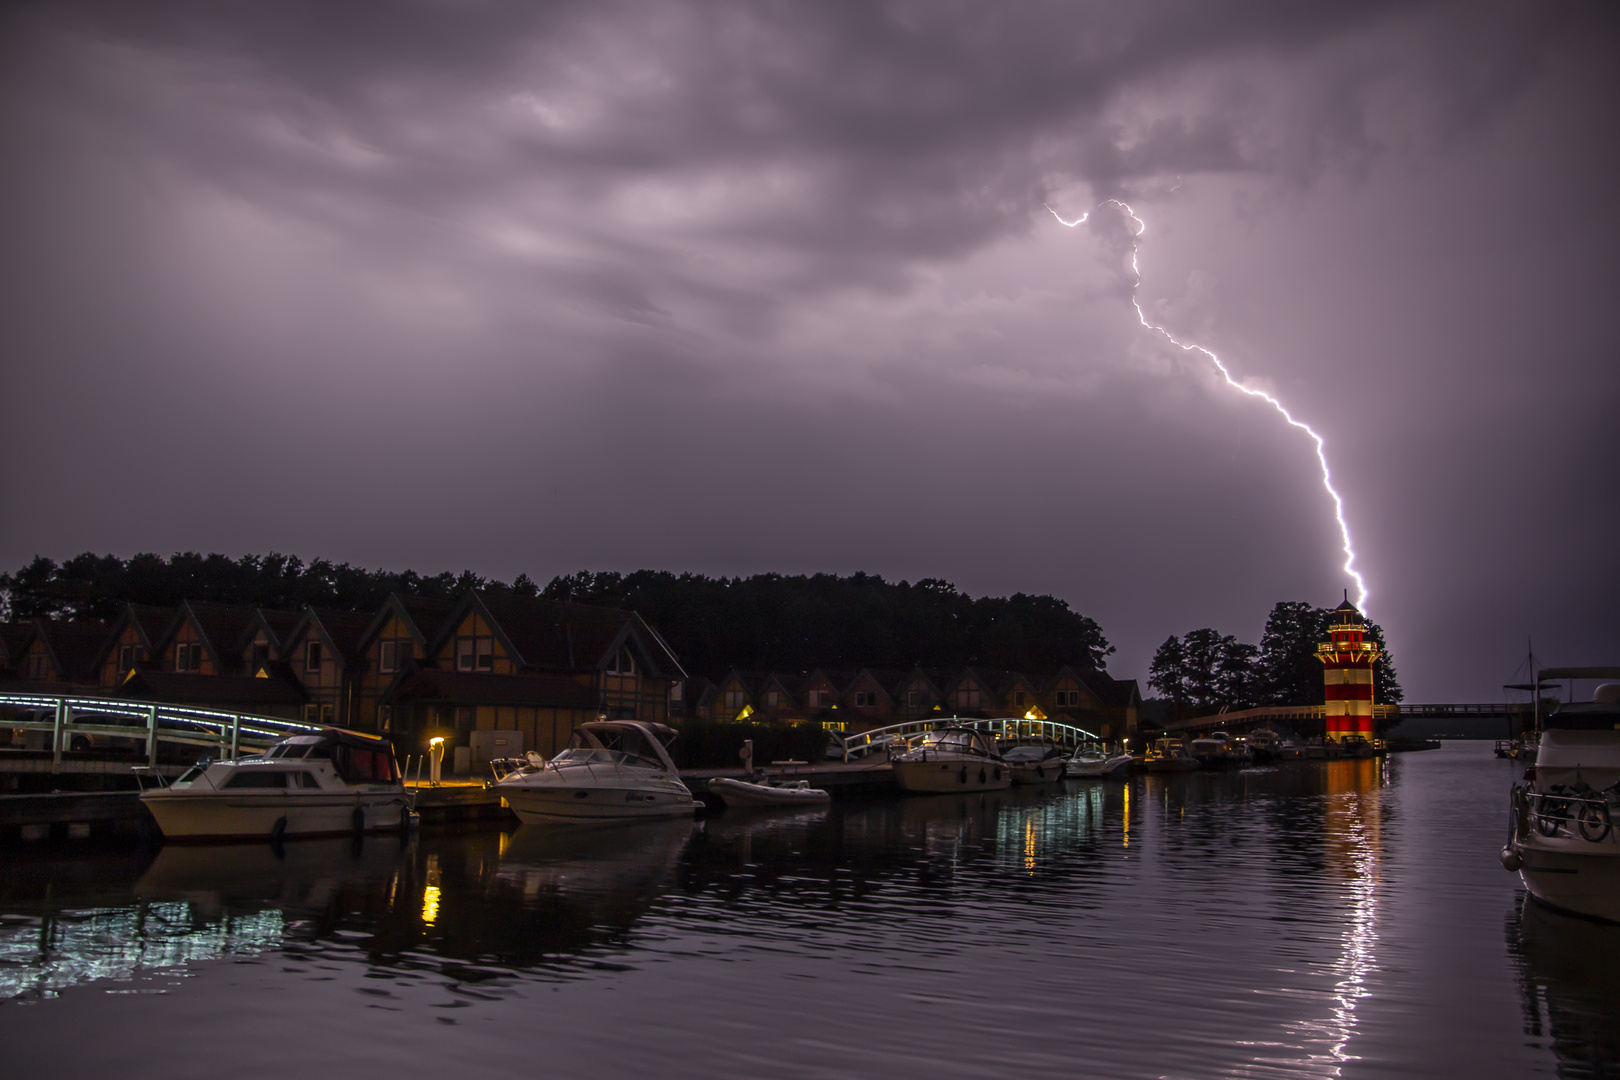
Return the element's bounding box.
[428,736,445,787]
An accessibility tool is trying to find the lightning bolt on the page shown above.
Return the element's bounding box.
[1048,200,1369,609]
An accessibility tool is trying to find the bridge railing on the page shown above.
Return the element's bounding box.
[0,691,322,772]
[832,715,1102,762]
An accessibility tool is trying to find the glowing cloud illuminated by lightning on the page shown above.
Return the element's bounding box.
[1048,200,1369,609]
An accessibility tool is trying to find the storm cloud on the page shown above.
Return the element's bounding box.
[1,1,1616,697]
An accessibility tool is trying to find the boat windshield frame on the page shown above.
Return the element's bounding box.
[916,729,999,757]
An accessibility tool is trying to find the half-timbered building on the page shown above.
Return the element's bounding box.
[95,604,176,687]
[384,591,685,761]
[281,608,373,727]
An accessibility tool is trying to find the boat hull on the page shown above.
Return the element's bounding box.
[140,789,412,842]
[892,757,1011,793]
[1514,838,1620,924]
[502,781,698,824]
[708,777,830,807]
[1008,760,1066,785]
[1144,758,1198,773]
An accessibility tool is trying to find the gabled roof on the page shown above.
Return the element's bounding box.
[92,604,177,672]
[432,591,685,679]
[159,601,264,674]
[1092,676,1142,708]
[113,669,306,708]
[802,668,857,694]
[28,620,111,681]
[847,668,901,703]
[250,608,303,652]
[359,593,459,654]
[284,608,373,669]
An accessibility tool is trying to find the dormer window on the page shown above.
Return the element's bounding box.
[175,643,204,672]
[306,641,322,672]
[609,648,636,675]
[457,637,494,672]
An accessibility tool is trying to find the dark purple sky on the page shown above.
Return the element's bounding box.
[2,1,1616,699]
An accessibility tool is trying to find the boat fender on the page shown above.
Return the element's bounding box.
[270,816,287,843]
[959,767,968,785]
[399,804,411,832]
[994,767,1002,782]
[979,768,987,785]
[352,806,366,835]
[1499,845,1523,872]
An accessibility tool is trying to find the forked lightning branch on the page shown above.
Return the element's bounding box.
[1048,200,1369,609]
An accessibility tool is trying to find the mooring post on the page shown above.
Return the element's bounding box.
[146,705,159,767]
[230,715,241,759]
[51,697,66,772]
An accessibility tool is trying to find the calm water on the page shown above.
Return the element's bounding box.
[2,743,1616,1078]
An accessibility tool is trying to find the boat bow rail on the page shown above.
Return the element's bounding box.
[0,690,323,771]
[831,716,1102,763]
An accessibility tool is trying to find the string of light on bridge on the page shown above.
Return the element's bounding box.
[1047,200,1369,609]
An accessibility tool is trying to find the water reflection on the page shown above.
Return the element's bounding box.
[1507,896,1620,1077]
[0,752,1614,1079]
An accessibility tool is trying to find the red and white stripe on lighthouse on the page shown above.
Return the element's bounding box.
[1317,593,1378,743]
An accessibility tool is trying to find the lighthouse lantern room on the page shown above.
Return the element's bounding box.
[1317,593,1379,743]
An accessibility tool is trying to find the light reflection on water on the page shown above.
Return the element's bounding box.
[0,744,1615,1079]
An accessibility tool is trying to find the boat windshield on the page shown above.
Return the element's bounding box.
[919,730,994,756]
[554,726,667,770]
[1003,745,1054,762]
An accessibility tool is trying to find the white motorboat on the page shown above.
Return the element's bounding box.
[494,720,702,824]
[1067,743,1135,779]
[708,775,831,807]
[139,728,413,842]
[891,727,1011,793]
[1502,677,1620,924]
[1001,743,1069,785]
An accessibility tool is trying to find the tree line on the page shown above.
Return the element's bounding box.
[1148,600,1403,718]
[0,553,1114,677]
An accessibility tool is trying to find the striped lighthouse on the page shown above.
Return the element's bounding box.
[1317,593,1379,743]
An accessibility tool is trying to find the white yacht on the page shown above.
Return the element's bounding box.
[494,720,702,824]
[1001,743,1069,785]
[139,728,412,842]
[1067,742,1135,779]
[1502,677,1620,924]
[891,727,1011,793]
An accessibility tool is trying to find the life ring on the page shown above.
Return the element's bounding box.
[1578,802,1612,843]
[993,767,1002,781]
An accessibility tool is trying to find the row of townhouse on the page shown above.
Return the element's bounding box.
[685,666,1141,741]
[0,590,685,760]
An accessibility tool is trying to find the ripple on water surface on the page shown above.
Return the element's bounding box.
[0,743,1616,1079]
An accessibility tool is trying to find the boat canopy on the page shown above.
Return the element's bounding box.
[262,728,398,783]
[1543,701,1620,731]
[559,721,678,771]
[919,728,999,757]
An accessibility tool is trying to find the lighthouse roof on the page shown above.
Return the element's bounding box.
[1333,589,1359,614]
